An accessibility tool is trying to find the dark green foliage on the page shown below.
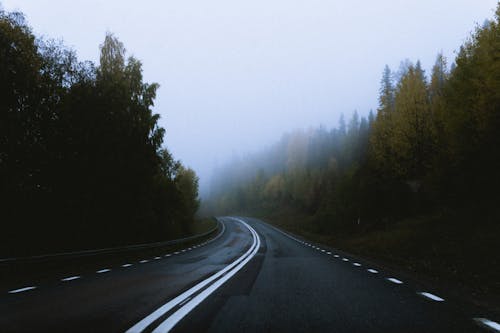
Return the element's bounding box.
[0,10,198,255]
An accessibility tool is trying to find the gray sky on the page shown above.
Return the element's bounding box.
[2,0,498,195]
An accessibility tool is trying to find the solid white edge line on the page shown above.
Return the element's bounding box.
[125,219,255,333]
[474,318,500,332]
[61,276,81,281]
[8,286,36,294]
[418,292,444,302]
[387,277,403,284]
[151,219,260,333]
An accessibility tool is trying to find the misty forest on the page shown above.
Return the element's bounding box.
[204,6,500,293]
[0,9,199,256]
[1,1,500,301]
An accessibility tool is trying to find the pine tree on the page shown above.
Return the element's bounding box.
[370,65,395,173]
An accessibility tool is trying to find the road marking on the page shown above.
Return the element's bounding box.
[474,318,500,332]
[321,249,326,252]
[151,219,260,333]
[342,258,349,262]
[61,276,81,281]
[122,264,133,267]
[139,260,149,264]
[367,269,378,273]
[165,254,171,257]
[154,257,161,260]
[353,263,361,266]
[96,269,111,273]
[334,254,340,258]
[387,278,403,284]
[174,252,180,255]
[8,286,36,294]
[177,296,192,307]
[126,218,259,333]
[326,252,332,255]
[418,292,444,302]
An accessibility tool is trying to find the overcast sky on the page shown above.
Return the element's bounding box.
[2,0,498,194]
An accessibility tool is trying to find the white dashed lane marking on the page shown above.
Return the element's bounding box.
[61,276,81,282]
[266,223,500,330]
[8,286,36,294]
[418,292,444,302]
[474,318,500,332]
[3,225,225,297]
[387,277,403,284]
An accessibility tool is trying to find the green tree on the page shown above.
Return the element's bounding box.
[391,61,434,181]
[370,65,395,172]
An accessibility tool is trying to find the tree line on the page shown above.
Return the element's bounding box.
[0,9,199,256]
[204,5,500,234]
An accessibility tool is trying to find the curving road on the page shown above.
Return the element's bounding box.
[0,217,497,332]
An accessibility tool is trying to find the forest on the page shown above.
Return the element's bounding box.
[206,5,500,226]
[0,9,199,256]
[204,5,500,293]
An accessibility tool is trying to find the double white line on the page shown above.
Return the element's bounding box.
[126,218,261,333]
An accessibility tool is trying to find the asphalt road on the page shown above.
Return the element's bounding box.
[0,217,498,332]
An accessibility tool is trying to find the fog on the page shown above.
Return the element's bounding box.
[3,0,497,196]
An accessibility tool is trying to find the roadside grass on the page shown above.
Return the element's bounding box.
[190,217,218,235]
[264,212,500,314]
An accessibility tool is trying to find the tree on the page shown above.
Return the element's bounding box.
[0,9,201,255]
[98,32,125,80]
[370,65,395,173]
[391,62,434,181]
[175,166,200,221]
